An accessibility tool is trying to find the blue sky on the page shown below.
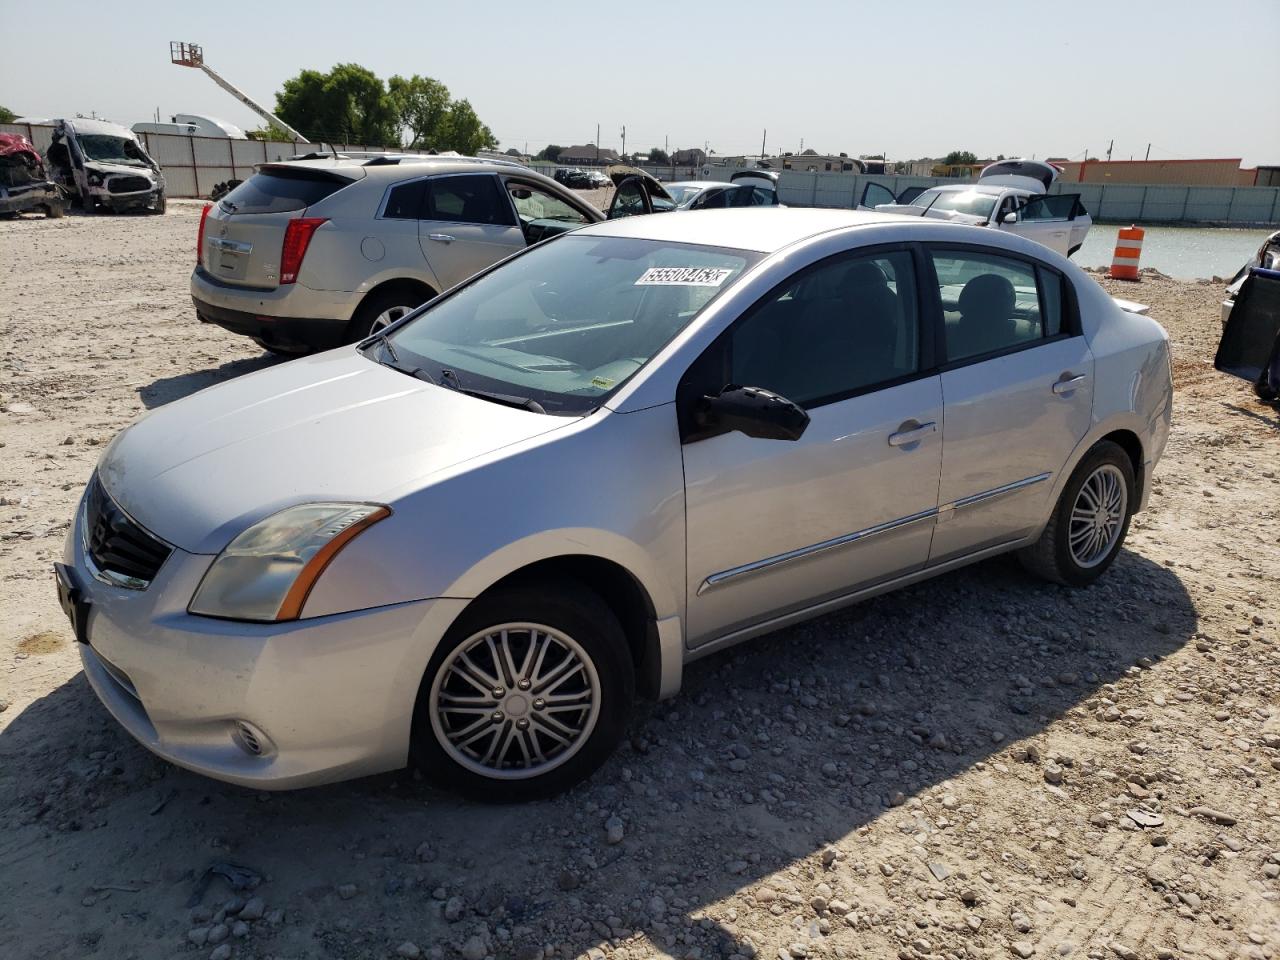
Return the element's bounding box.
[4,0,1278,165]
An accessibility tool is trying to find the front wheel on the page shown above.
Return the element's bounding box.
[1019,440,1135,586]
[411,584,634,801]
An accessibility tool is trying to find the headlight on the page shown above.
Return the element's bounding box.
[189,503,389,622]
[88,171,104,186]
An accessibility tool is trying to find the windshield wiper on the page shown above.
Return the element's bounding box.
[440,368,546,414]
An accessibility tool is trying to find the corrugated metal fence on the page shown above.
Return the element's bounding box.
[5,122,1278,225]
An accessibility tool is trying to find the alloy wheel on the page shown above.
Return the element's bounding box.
[371,305,414,333]
[428,623,601,780]
[1068,463,1127,568]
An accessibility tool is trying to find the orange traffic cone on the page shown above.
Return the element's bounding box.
[1109,225,1145,281]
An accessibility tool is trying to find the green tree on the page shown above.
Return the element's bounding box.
[246,123,297,142]
[0,105,17,123]
[436,100,496,154]
[647,147,670,165]
[943,150,978,166]
[276,64,398,145]
[388,74,451,149]
[536,144,564,162]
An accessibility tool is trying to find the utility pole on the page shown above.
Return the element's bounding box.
[664,134,668,155]
[620,125,626,161]
[595,124,600,164]
[760,128,767,160]
[1106,138,1114,162]
[800,137,804,153]
[1145,143,1151,161]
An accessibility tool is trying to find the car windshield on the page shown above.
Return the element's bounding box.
[917,190,997,218]
[77,135,150,166]
[380,234,760,415]
[665,185,705,205]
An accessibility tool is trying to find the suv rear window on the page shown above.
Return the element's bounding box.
[219,172,349,215]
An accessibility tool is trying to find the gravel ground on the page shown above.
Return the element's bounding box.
[1,203,1278,960]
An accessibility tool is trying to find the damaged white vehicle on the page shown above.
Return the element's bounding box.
[45,118,166,214]
[863,159,1091,258]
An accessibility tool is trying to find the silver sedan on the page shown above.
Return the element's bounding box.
[57,209,1173,799]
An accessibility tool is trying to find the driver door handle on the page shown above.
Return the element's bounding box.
[888,421,937,447]
[427,233,455,243]
[1052,373,1088,395]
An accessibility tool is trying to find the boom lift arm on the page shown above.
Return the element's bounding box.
[169,42,310,144]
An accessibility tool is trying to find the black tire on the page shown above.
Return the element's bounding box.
[411,583,634,801]
[252,338,307,359]
[1018,440,1135,587]
[153,196,167,215]
[1254,378,1278,402]
[346,287,428,343]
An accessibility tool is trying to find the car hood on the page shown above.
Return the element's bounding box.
[98,350,578,554]
[86,161,156,178]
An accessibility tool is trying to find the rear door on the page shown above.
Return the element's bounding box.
[202,168,352,287]
[417,173,526,290]
[925,247,1094,563]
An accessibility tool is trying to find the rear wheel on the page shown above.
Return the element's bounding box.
[43,202,65,219]
[1018,440,1135,587]
[411,584,634,801]
[347,288,429,343]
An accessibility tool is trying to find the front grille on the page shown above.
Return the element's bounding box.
[84,475,171,588]
[107,175,151,195]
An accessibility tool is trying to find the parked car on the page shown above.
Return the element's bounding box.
[553,167,595,188]
[44,118,166,214]
[0,133,64,219]
[1220,229,1280,326]
[660,171,782,211]
[192,156,606,354]
[864,159,1092,258]
[60,208,1172,799]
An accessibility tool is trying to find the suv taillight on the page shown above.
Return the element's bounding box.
[279,218,327,285]
[196,203,211,266]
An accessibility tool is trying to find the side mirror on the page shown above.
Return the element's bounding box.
[697,384,809,441]
[1001,212,1017,224]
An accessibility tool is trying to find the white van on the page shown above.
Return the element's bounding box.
[46,118,166,214]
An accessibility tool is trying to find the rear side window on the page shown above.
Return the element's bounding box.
[929,250,1056,362]
[384,179,426,219]
[424,175,515,226]
[219,172,347,214]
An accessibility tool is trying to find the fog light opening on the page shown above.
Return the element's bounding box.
[231,720,273,757]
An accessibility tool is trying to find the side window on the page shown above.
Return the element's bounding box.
[861,183,896,207]
[1038,266,1065,336]
[727,251,920,406]
[1019,195,1078,221]
[506,181,591,224]
[930,250,1049,363]
[609,179,649,218]
[424,175,514,226]
[693,188,728,210]
[383,179,426,219]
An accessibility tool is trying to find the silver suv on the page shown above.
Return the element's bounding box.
[191,155,606,354]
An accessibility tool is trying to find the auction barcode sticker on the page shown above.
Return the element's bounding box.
[635,266,733,287]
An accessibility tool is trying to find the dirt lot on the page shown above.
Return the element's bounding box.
[1,204,1278,960]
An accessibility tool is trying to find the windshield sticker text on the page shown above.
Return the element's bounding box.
[635,267,733,287]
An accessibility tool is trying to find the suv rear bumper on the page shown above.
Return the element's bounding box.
[193,296,349,354]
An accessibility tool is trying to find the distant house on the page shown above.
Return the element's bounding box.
[558,143,619,165]
[672,148,706,166]
[780,152,861,173]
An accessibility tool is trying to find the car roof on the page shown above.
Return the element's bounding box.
[576,208,915,253]
[258,155,548,184]
[924,183,1031,197]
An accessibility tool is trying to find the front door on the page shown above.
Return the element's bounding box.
[924,247,1094,563]
[1006,194,1084,256]
[417,173,526,290]
[682,247,943,645]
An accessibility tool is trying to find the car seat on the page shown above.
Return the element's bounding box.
[953,273,1016,359]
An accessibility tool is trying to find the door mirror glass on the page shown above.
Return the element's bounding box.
[698,385,809,441]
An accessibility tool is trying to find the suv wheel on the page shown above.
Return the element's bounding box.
[1018,440,1135,586]
[348,289,428,342]
[411,584,634,801]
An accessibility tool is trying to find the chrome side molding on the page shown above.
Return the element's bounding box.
[698,472,1052,594]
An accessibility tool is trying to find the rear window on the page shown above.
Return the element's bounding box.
[218,172,349,215]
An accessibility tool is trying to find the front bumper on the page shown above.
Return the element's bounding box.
[63,495,467,789]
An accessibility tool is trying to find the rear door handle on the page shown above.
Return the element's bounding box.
[888,420,937,447]
[427,233,455,243]
[1052,373,1088,395]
